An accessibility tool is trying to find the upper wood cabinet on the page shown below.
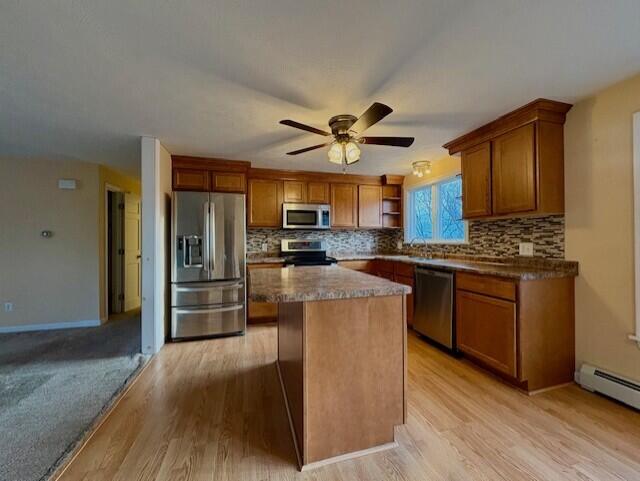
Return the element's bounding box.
[173,168,210,191]
[283,180,307,203]
[331,183,358,228]
[307,182,330,204]
[248,178,283,227]
[492,124,536,215]
[444,99,571,220]
[461,142,492,219]
[358,185,382,228]
[211,172,246,193]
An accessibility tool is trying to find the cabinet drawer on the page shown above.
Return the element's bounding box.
[376,260,395,274]
[456,272,516,301]
[394,262,415,278]
[338,260,373,272]
[456,290,517,377]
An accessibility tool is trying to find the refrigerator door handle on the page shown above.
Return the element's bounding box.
[210,200,216,273]
[174,304,243,315]
[174,283,243,292]
[202,202,210,272]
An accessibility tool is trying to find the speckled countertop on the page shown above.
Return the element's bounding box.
[248,265,411,303]
[247,253,578,280]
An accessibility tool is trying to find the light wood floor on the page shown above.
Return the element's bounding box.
[57,324,640,481]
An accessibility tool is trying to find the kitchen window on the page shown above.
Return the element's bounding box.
[405,176,467,243]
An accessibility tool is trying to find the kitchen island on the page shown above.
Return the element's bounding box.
[249,266,411,470]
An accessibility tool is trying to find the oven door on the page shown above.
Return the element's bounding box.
[283,204,322,229]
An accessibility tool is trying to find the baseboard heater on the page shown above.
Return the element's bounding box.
[578,364,640,410]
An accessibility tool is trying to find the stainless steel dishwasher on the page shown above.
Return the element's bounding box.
[414,267,455,350]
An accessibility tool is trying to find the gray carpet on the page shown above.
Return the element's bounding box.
[0,313,149,481]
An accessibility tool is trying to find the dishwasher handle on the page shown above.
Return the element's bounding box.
[416,267,454,279]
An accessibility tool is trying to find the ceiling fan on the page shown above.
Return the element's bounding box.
[279,102,415,168]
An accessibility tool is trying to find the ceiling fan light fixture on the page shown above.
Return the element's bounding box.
[327,142,344,164]
[344,141,360,164]
[412,160,432,178]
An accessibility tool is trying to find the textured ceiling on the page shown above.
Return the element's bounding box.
[1,0,640,177]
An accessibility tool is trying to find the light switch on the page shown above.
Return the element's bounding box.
[261,242,269,252]
[519,242,534,256]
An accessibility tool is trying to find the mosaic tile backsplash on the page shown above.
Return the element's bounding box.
[248,215,565,259]
[247,228,401,254]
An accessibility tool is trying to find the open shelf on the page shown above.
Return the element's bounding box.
[382,196,401,201]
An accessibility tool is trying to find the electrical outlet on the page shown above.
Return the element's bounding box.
[396,240,403,250]
[4,302,13,312]
[519,242,534,256]
[261,242,269,252]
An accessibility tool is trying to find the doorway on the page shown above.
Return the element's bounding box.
[107,188,142,317]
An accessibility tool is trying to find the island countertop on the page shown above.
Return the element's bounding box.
[248,265,411,303]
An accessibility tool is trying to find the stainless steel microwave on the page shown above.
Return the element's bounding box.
[282,203,331,229]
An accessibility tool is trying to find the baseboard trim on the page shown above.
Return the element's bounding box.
[0,319,102,333]
[300,442,399,471]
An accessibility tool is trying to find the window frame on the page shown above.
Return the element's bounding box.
[404,174,468,245]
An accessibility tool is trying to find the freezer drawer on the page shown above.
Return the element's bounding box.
[171,303,245,339]
[171,280,245,307]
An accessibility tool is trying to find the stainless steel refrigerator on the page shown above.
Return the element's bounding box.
[170,191,246,339]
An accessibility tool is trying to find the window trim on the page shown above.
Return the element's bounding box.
[404,174,469,245]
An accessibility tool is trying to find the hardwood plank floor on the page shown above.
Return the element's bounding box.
[57,324,640,481]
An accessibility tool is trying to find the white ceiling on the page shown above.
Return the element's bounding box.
[1,1,640,177]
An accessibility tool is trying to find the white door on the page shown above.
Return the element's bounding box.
[124,193,142,311]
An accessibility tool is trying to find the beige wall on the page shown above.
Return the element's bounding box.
[0,158,101,327]
[565,73,640,381]
[403,156,461,192]
[98,165,141,320]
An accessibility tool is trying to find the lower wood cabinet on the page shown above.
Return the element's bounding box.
[367,260,415,327]
[337,260,373,273]
[247,263,282,323]
[456,290,516,377]
[394,274,415,328]
[455,272,575,392]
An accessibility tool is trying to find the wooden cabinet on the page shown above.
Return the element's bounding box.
[331,184,358,228]
[394,274,415,327]
[456,290,517,377]
[370,260,414,327]
[358,185,382,228]
[444,99,571,220]
[211,172,246,193]
[173,168,209,191]
[248,263,282,323]
[337,260,373,273]
[461,142,492,219]
[307,182,330,204]
[492,124,536,215]
[248,179,283,227]
[283,181,307,203]
[455,272,575,392]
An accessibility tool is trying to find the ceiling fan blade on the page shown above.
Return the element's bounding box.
[280,119,331,136]
[359,136,415,147]
[349,102,393,134]
[286,142,331,155]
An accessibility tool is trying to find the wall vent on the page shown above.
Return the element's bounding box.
[578,364,640,410]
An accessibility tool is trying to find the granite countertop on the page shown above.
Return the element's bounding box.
[247,253,578,280]
[248,265,411,303]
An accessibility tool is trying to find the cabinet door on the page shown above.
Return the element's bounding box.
[248,264,282,323]
[212,172,246,193]
[395,274,415,328]
[358,185,383,228]
[461,142,492,218]
[307,182,330,204]
[330,184,358,228]
[492,124,536,215]
[248,179,283,227]
[173,168,210,191]
[456,290,517,377]
[283,181,307,203]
